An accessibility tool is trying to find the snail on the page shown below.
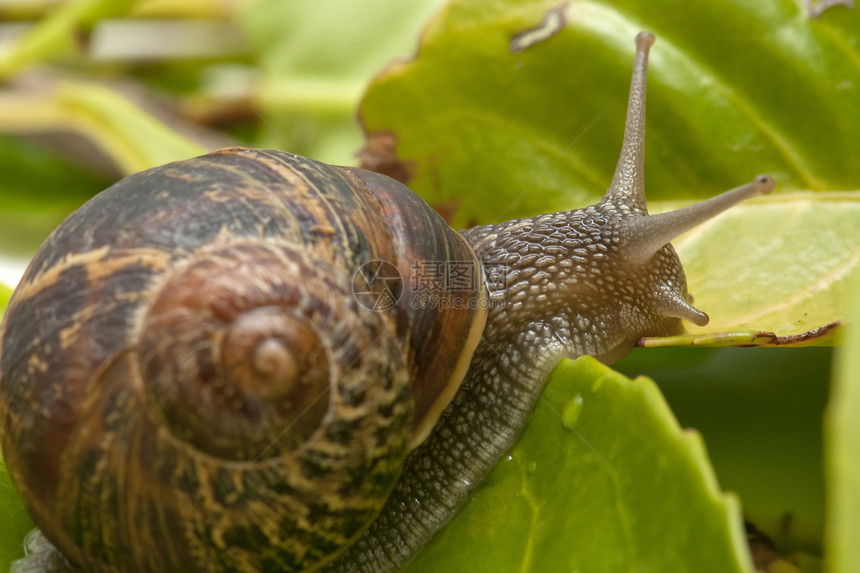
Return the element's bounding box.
[0,32,774,573]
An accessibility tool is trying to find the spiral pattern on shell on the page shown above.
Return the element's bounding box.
[0,148,485,571]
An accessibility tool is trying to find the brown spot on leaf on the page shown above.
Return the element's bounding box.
[638,321,841,349]
[764,321,841,345]
[357,131,415,184]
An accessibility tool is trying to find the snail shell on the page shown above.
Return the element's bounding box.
[0,149,486,571]
[0,32,773,572]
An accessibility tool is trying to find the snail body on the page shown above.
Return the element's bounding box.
[0,33,773,572]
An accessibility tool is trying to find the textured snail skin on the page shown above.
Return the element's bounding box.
[0,33,773,572]
[325,32,774,572]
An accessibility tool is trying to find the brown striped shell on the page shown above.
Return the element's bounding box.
[0,148,487,572]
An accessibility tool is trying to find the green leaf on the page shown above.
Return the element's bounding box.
[673,192,860,335]
[0,134,107,211]
[406,356,753,573]
[360,0,860,222]
[826,269,860,572]
[0,135,110,263]
[616,347,831,553]
[0,453,34,572]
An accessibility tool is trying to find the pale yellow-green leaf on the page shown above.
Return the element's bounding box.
[826,269,860,572]
[673,192,859,336]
